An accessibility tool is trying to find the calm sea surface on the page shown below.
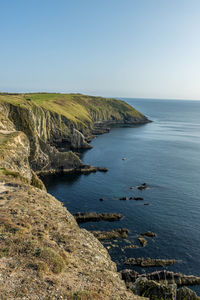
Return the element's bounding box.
[42,99,200,293]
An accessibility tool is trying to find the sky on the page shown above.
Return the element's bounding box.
[1,0,200,100]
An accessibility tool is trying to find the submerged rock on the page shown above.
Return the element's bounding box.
[124,257,178,267]
[123,245,139,250]
[90,228,129,240]
[120,197,127,200]
[138,183,148,190]
[140,231,157,237]
[73,212,123,223]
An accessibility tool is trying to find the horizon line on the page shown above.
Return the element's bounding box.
[1,90,200,102]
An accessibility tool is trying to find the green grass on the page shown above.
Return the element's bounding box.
[0,93,144,128]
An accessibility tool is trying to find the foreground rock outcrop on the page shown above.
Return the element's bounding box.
[0,176,145,300]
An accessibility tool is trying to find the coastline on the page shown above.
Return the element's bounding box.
[0,93,199,299]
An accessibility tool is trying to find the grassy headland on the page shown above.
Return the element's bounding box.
[0,92,146,128]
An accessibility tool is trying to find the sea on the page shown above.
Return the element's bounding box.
[42,98,200,294]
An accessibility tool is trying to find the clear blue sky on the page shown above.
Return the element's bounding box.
[1,0,200,99]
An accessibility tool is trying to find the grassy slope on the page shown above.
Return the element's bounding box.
[0,93,145,128]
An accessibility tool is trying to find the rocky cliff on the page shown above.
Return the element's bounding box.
[0,93,149,176]
[0,93,148,299]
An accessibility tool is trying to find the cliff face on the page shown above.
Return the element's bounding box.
[0,101,83,172]
[0,93,149,299]
[0,93,149,175]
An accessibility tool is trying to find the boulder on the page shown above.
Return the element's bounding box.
[138,237,147,247]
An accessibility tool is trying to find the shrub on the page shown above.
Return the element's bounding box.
[34,247,68,274]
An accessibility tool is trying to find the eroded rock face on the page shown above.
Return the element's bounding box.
[70,128,92,149]
[0,131,32,180]
[7,103,84,172]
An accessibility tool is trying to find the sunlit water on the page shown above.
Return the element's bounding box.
[42,99,200,294]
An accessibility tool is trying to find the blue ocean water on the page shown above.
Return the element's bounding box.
[42,98,200,293]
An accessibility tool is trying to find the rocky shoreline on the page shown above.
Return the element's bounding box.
[121,270,200,299]
[0,93,199,299]
[72,181,200,299]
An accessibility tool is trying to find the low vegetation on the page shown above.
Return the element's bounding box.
[0,92,145,128]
